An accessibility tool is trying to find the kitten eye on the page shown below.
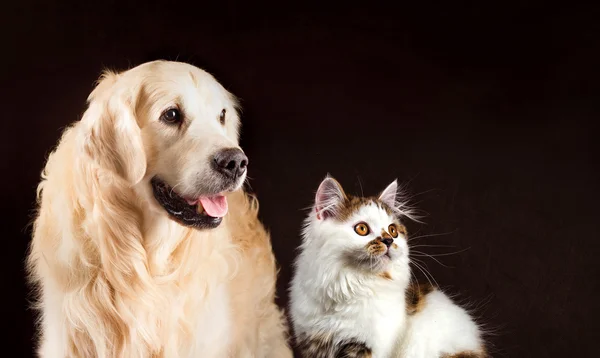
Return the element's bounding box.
[354,222,370,236]
[160,108,182,125]
[219,109,226,125]
[388,224,398,238]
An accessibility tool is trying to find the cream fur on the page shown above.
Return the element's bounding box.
[26,60,292,358]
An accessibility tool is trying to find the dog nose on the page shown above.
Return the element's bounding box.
[380,238,394,248]
[213,148,248,179]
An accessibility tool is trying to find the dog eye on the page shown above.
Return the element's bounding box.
[388,224,398,238]
[160,108,182,125]
[219,109,226,125]
[354,222,370,236]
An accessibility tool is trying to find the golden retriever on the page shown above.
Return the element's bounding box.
[26,60,293,358]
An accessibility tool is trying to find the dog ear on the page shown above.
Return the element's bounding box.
[315,174,347,220]
[80,70,147,184]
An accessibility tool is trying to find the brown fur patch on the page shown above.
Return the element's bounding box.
[337,341,372,357]
[335,194,395,222]
[405,282,436,315]
[397,224,407,236]
[381,230,392,239]
[296,333,371,358]
[379,271,392,280]
[366,239,387,255]
[296,333,334,358]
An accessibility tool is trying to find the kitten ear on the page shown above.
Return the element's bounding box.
[315,175,347,220]
[378,179,399,209]
[379,179,419,220]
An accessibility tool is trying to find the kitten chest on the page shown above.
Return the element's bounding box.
[361,293,406,358]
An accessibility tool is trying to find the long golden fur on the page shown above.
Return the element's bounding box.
[26,60,292,357]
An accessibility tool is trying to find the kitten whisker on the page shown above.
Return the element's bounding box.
[407,228,423,240]
[411,247,471,257]
[408,230,457,242]
[408,244,456,249]
[410,271,418,287]
[402,188,440,202]
[409,251,455,268]
[410,259,439,288]
[409,265,422,289]
[411,260,436,288]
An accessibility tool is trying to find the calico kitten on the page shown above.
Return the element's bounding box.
[289,176,487,358]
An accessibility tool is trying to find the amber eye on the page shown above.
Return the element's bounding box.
[354,222,370,236]
[388,224,398,238]
[219,109,226,125]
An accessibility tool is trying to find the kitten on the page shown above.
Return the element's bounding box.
[289,176,487,358]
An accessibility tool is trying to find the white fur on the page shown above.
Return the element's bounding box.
[398,290,485,357]
[290,179,411,357]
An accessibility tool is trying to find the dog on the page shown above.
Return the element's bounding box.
[26,60,293,358]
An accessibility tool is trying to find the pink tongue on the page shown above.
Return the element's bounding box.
[199,195,228,218]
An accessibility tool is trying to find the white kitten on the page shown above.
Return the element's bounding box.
[289,176,487,358]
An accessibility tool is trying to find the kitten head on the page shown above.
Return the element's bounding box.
[303,175,413,277]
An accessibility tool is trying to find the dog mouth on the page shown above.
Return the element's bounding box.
[150,176,228,229]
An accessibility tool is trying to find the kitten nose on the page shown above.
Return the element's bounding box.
[380,238,394,248]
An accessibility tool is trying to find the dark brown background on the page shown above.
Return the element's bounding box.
[3,1,599,357]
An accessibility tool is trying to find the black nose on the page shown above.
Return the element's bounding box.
[213,148,248,179]
[380,238,394,248]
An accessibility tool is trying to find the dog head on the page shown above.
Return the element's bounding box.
[80,60,246,229]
